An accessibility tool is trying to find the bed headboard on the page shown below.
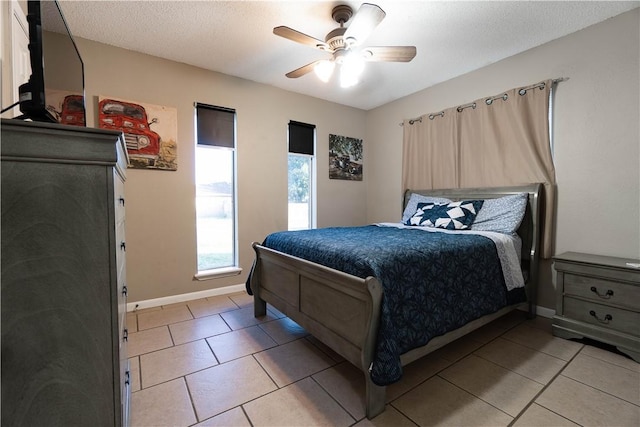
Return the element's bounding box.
[403,183,543,314]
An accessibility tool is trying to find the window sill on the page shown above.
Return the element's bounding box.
[193,267,242,281]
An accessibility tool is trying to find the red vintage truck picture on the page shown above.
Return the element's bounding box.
[59,94,85,126]
[99,99,162,167]
[44,94,85,127]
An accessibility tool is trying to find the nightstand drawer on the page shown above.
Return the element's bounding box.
[563,297,640,337]
[564,274,639,310]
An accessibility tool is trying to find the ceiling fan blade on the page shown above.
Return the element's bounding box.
[286,60,324,78]
[344,3,386,46]
[273,26,328,50]
[363,46,417,62]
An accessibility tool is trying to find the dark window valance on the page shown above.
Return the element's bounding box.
[288,120,315,155]
[196,103,235,148]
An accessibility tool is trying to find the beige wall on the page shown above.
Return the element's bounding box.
[74,39,367,302]
[365,9,640,309]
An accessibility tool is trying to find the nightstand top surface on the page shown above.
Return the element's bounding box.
[554,251,640,272]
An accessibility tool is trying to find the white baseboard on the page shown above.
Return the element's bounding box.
[518,304,555,318]
[535,305,555,319]
[129,286,557,320]
[127,283,246,312]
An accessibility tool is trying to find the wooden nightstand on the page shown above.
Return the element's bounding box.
[552,252,640,362]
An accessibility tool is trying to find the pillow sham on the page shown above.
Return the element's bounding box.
[470,193,528,234]
[406,200,484,230]
[401,193,452,224]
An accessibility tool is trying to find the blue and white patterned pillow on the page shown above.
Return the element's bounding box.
[406,200,484,230]
[401,194,452,223]
[470,193,528,234]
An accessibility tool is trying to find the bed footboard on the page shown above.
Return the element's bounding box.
[250,242,386,418]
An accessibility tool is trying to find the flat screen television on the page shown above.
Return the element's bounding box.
[17,0,86,126]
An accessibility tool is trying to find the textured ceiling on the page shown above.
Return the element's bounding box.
[57,0,638,110]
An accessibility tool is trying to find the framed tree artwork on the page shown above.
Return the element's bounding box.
[329,134,363,181]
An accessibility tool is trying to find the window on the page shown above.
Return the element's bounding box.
[288,121,316,230]
[195,103,237,274]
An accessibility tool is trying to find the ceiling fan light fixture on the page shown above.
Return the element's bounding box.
[314,60,335,82]
[339,51,365,88]
[274,3,415,85]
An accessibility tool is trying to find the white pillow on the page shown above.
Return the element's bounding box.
[402,193,452,223]
[471,193,528,234]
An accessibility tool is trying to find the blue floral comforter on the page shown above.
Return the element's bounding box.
[251,224,526,385]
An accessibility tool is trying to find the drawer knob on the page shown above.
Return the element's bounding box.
[123,328,128,342]
[122,285,128,297]
[589,310,612,324]
[590,286,613,299]
[120,242,126,251]
[119,197,125,206]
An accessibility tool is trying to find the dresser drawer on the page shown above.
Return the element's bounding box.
[114,173,126,224]
[117,244,127,287]
[118,307,128,419]
[116,216,126,239]
[118,278,127,324]
[563,297,640,337]
[564,273,639,310]
[116,232,126,287]
[119,321,128,366]
[121,359,131,427]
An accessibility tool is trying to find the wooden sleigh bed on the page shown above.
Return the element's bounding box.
[248,183,542,419]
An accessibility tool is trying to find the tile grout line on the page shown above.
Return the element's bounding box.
[387,401,421,427]
[181,375,201,427]
[466,318,585,425]
[250,353,281,390]
[472,338,567,386]
[307,374,358,425]
[203,333,222,366]
[134,316,294,390]
[434,357,516,422]
[508,342,585,426]
[499,322,576,360]
[382,317,543,423]
[556,367,640,407]
[240,404,256,427]
[578,351,640,374]
[382,315,527,410]
[236,375,319,425]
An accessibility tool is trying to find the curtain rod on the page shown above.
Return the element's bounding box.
[399,77,568,126]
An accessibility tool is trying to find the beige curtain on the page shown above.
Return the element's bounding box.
[402,111,459,191]
[402,80,556,258]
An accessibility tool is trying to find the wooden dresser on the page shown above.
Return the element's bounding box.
[552,251,640,362]
[1,119,130,426]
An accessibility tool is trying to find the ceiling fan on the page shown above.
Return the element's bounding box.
[274,3,417,88]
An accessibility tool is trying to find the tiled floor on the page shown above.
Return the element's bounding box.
[127,292,640,426]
